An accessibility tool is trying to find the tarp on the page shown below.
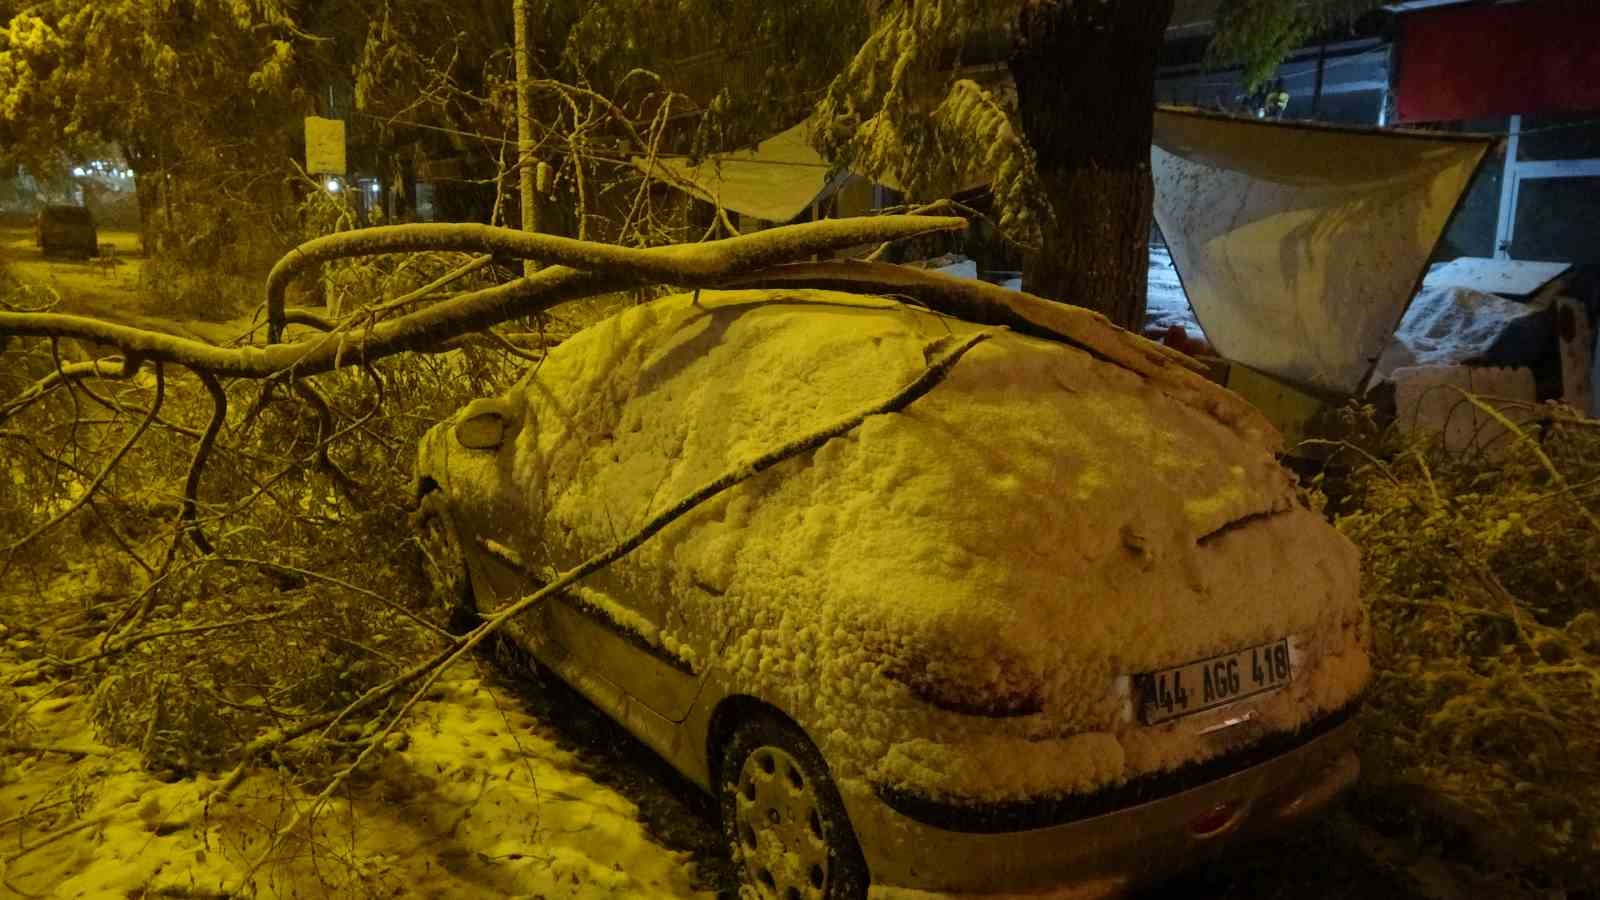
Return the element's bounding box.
[635,121,889,224]
[1151,107,1493,394]
[1372,285,1553,385]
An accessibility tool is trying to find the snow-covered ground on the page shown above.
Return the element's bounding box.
[0,627,714,898]
[1144,245,1205,341]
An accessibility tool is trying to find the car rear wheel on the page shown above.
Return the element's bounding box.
[719,713,868,900]
[414,491,476,633]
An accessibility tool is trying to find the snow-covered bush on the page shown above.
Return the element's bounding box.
[4,255,527,773]
[88,558,437,773]
[1332,402,1600,891]
[79,342,524,775]
[140,254,259,322]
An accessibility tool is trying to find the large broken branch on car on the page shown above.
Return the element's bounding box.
[262,215,967,342]
[722,259,1281,449]
[234,328,996,887]
[0,216,965,385]
[0,215,966,618]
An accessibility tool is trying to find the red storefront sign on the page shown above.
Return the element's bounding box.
[1395,1,1600,124]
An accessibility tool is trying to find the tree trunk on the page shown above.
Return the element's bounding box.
[1008,0,1174,332]
[122,144,160,255]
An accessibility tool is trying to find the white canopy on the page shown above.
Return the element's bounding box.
[1151,107,1492,394]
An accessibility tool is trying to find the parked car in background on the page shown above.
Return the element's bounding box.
[34,204,98,258]
[413,286,1371,899]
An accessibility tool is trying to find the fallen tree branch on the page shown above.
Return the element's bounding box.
[1,355,140,424]
[263,216,964,341]
[175,371,227,558]
[1,364,164,565]
[0,218,965,382]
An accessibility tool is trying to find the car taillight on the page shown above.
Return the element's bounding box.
[879,644,1045,718]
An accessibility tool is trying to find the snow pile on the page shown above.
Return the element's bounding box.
[1145,245,1204,340]
[1372,285,1547,385]
[490,289,1367,805]
[0,661,709,898]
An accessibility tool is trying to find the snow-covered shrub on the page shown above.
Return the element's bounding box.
[89,558,437,773]
[1332,402,1600,891]
[2,265,526,773]
[139,253,258,322]
[80,343,524,774]
[1,330,148,581]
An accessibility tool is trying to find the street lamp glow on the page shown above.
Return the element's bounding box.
[324,178,342,193]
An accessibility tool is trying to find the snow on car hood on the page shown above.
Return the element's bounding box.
[481,289,1365,800]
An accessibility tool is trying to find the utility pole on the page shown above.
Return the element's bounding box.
[513,0,539,276]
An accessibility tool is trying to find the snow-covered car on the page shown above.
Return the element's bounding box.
[413,285,1370,898]
[34,204,98,259]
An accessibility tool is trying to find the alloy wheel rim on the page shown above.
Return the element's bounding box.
[734,745,830,899]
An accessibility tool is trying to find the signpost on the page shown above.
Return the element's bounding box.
[305,116,347,178]
[305,116,348,315]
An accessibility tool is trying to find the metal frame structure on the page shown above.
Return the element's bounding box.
[1494,115,1600,260]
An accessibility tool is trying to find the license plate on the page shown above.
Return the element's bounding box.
[1135,639,1292,725]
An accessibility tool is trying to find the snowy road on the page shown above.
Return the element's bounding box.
[0,223,246,345]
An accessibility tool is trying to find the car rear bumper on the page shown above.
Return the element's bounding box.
[848,710,1361,897]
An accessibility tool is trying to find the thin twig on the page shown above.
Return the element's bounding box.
[86,498,155,577]
[0,743,110,757]
[58,600,312,667]
[0,798,72,831]
[1,363,164,563]
[215,556,453,642]
[1453,389,1600,537]
[0,816,110,865]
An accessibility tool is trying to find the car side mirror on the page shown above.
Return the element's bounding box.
[454,398,518,450]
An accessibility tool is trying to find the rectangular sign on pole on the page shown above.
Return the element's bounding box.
[305,116,347,175]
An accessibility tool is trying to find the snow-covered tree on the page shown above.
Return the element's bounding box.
[0,0,328,247]
[814,0,1384,330]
